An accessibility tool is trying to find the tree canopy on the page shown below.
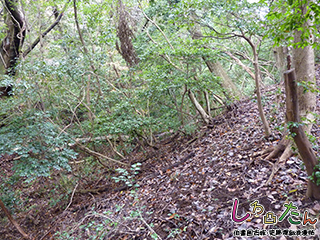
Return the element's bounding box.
[1,0,320,239]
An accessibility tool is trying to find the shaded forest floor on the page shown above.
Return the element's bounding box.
[2,67,320,239]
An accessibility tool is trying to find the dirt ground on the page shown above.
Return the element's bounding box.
[2,66,320,239]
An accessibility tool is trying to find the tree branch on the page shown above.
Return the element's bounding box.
[22,0,71,57]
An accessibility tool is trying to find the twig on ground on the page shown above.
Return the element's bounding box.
[139,212,163,240]
[64,182,79,212]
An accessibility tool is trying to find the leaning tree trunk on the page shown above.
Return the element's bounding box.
[188,89,211,124]
[204,60,242,100]
[284,69,320,199]
[191,28,242,100]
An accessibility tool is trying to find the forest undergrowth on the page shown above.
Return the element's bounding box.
[2,67,320,239]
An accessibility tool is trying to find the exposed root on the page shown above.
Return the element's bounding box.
[265,143,292,185]
[253,147,273,158]
[265,158,280,186]
[278,144,292,163]
[265,137,290,160]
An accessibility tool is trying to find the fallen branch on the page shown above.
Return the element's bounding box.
[75,141,128,166]
[139,212,163,240]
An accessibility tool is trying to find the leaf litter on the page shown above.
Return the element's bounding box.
[2,67,320,239]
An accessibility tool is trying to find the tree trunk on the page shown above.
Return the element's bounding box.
[0,0,25,76]
[284,69,320,199]
[0,0,25,97]
[242,36,271,138]
[273,46,289,82]
[293,3,316,135]
[266,1,315,160]
[252,47,271,138]
[190,28,241,100]
[188,90,211,124]
[204,90,211,117]
[0,1,66,97]
[205,60,242,99]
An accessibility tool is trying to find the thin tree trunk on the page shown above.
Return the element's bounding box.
[242,36,271,137]
[252,52,271,138]
[204,90,211,117]
[22,2,69,57]
[73,0,102,97]
[188,90,211,124]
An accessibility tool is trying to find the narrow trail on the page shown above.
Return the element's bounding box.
[2,66,320,239]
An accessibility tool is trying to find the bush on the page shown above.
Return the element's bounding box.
[0,110,76,182]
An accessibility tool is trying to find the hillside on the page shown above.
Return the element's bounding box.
[2,67,320,239]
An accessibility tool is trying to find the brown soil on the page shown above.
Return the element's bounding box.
[2,67,320,240]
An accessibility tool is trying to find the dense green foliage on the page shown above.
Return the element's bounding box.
[264,0,320,48]
[0,0,275,183]
[2,0,318,213]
